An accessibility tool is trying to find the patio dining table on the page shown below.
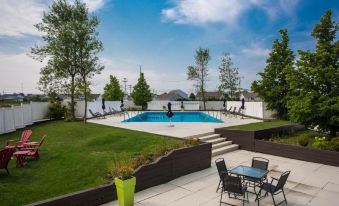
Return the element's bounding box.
[229,165,269,196]
[229,165,269,180]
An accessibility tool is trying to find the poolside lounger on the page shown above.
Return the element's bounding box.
[89,109,104,119]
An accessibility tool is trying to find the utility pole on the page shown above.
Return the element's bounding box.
[122,78,128,99]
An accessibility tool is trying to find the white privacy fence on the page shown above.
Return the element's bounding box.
[1,100,276,134]
[147,101,200,111]
[84,100,275,119]
[0,102,50,134]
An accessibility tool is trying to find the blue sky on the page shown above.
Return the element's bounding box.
[0,0,338,94]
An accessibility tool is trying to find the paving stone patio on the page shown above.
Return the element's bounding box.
[102,150,339,206]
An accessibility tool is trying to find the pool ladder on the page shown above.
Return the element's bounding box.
[123,111,142,121]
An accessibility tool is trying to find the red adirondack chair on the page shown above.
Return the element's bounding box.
[0,147,16,174]
[6,130,33,148]
[21,135,47,160]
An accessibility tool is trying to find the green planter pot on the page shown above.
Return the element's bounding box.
[115,177,136,206]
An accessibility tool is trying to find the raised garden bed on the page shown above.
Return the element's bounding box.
[28,142,212,206]
[255,140,339,166]
[215,121,339,166]
[215,123,304,151]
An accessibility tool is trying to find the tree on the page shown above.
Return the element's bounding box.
[73,0,104,123]
[31,0,78,120]
[287,10,339,136]
[103,75,124,101]
[187,48,211,110]
[131,73,152,110]
[189,93,196,100]
[31,0,103,122]
[218,53,241,100]
[251,29,295,119]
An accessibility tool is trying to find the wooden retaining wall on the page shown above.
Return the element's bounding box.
[215,125,339,167]
[28,143,212,206]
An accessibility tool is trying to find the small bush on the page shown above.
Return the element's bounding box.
[47,101,65,119]
[331,137,339,151]
[311,136,331,150]
[108,155,135,180]
[298,135,309,147]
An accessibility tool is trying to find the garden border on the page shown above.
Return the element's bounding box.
[215,124,339,167]
[27,142,212,206]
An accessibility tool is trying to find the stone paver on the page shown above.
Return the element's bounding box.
[102,150,339,206]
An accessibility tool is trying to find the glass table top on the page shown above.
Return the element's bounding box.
[229,165,268,179]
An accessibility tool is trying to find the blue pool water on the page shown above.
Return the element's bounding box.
[123,112,223,123]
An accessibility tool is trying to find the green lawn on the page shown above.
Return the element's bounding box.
[224,120,294,131]
[0,121,181,206]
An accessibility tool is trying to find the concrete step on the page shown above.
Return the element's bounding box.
[198,134,221,141]
[205,137,225,144]
[187,132,215,139]
[212,141,232,149]
[212,144,239,157]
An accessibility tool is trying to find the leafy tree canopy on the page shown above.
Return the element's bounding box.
[131,73,152,110]
[187,48,210,110]
[252,29,295,119]
[103,75,124,101]
[287,10,339,136]
[218,53,241,100]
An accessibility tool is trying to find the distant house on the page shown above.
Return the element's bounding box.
[0,93,25,101]
[239,91,260,102]
[196,91,222,100]
[155,90,188,101]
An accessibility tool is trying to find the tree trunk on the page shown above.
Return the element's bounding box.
[83,78,87,124]
[70,75,75,120]
[201,66,206,111]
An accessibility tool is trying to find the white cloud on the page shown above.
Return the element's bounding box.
[241,45,270,58]
[0,52,44,93]
[0,0,108,38]
[162,0,248,25]
[83,0,106,12]
[0,0,46,37]
[162,0,300,25]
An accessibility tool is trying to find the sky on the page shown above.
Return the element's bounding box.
[0,0,338,95]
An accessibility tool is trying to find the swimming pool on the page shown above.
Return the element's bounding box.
[123,112,223,123]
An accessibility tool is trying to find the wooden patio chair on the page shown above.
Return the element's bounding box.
[21,135,47,160]
[5,129,32,148]
[0,147,16,174]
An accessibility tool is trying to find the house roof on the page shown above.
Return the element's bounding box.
[155,89,187,101]
[196,91,222,99]
[241,91,258,99]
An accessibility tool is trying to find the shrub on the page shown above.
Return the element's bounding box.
[108,155,135,180]
[311,136,331,150]
[47,101,65,119]
[331,137,339,151]
[297,135,309,147]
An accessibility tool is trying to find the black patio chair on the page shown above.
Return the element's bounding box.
[215,158,228,192]
[256,171,290,206]
[246,157,269,191]
[220,172,249,206]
